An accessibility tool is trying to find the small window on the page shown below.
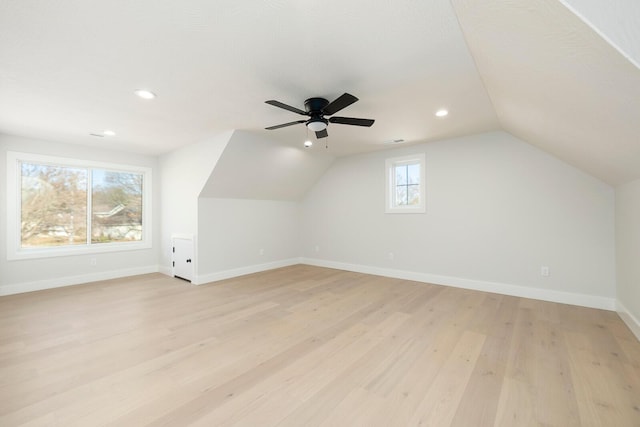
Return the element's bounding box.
[7,152,152,259]
[385,153,425,213]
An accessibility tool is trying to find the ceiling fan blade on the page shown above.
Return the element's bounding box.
[315,129,328,139]
[329,116,375,127]
[323,93,358,115]
[265,120,306,130]
[265,100,307,115]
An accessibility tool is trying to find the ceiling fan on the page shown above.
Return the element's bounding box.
[265,93,374,139]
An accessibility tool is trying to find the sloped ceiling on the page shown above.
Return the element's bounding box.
[452,0,640,185]
[0,0,639,185]
[200,130,334,201]
[560,0,640,69]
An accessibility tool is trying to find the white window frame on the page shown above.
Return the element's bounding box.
[6,151,152,260]
[385,153,426,214]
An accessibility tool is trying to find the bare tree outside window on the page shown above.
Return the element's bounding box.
[19,161,145,249]
[21,163,87,247]
[91,170,143,243]
[394,163,421,206]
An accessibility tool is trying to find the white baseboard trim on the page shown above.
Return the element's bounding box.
[196,258,302,285]
[3,258,619,316]
[0,265,160,296]
[616,301,640,341]
[300,258,616,311]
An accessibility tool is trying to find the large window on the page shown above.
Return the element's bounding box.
[385,153,426,213]
[7,152,151,259]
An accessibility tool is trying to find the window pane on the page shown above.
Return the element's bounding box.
[408,184,420,205]
[21,163,87,247]
[407,163,420,184]
[395,165,407,185]
[91,170,143,243]
[385,154,425,214]
[395,185,408,205]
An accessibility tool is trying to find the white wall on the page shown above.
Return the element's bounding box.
[615,179,640,338]
[197,198,300,283]
[300,131,616,308]
[0,133,160,295]
[158,131,232,273]
[193,130,333,284]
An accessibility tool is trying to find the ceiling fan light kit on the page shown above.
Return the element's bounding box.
[307,119,327,132]
[265,93,374,141]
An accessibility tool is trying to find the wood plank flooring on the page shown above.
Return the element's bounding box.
[0,265,639,426]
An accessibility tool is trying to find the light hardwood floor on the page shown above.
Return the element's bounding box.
[1,265,639,426]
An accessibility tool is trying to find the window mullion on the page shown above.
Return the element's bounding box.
[404,165,409,205]
[17,161,24,249]
[86,168,92,245]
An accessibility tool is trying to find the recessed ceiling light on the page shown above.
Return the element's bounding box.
[435,109,448,117]
[304,140,313,148]
[103,130,116,136]
[134,89,156,100]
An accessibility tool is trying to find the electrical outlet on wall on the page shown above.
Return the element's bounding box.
[540,266,550,277]
[315,245,320,253]
[90,257,97,266]
[388,252,395,261]
[259,248,264,256]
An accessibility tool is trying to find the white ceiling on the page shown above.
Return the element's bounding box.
[0,0,638,184]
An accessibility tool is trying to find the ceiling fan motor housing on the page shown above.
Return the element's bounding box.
[304,97,329,113]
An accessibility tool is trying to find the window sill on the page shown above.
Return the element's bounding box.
[385,206,426,214]
[7,240,152,261]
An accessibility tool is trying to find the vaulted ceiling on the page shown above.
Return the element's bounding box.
[1,0,638,185]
